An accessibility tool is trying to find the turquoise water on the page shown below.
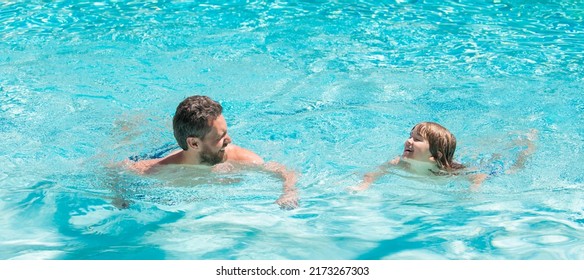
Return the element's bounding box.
[1,0,583,259]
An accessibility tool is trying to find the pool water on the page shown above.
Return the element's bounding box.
[1,0,583,259]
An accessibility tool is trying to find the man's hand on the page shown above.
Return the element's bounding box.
[264,162,299,210]
[347,182,371,193]
[275,190,299,210]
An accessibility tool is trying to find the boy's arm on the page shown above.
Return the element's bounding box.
[506,129,538,174]
[468,173,487,191]
[470,130,537,191]
[349,157,398,191]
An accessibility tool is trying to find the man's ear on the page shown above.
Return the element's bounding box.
[187,137,200,150]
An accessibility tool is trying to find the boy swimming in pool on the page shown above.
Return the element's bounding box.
[129,95,299,209]
[350,122,536,191]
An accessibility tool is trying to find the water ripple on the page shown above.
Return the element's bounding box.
[1,0,583,78]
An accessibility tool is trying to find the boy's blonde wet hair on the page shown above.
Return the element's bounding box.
[411,122,464,171]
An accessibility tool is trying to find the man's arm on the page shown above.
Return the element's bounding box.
[228,145,299,209]
[263,162,299,209]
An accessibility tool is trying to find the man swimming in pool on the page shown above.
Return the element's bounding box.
[130,95,299,209]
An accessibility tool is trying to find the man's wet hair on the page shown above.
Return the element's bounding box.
[173,95,223,150]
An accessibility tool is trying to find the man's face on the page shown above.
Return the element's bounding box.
[199,114,231,165]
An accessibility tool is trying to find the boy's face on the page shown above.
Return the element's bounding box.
[199,114,232,165]
[402,130,433,163]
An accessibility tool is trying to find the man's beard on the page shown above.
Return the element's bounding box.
[200,148,225,165]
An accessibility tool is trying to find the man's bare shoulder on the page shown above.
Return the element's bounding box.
[127,158,164,174]
[226,145,264,165]
[127,150,182,174]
